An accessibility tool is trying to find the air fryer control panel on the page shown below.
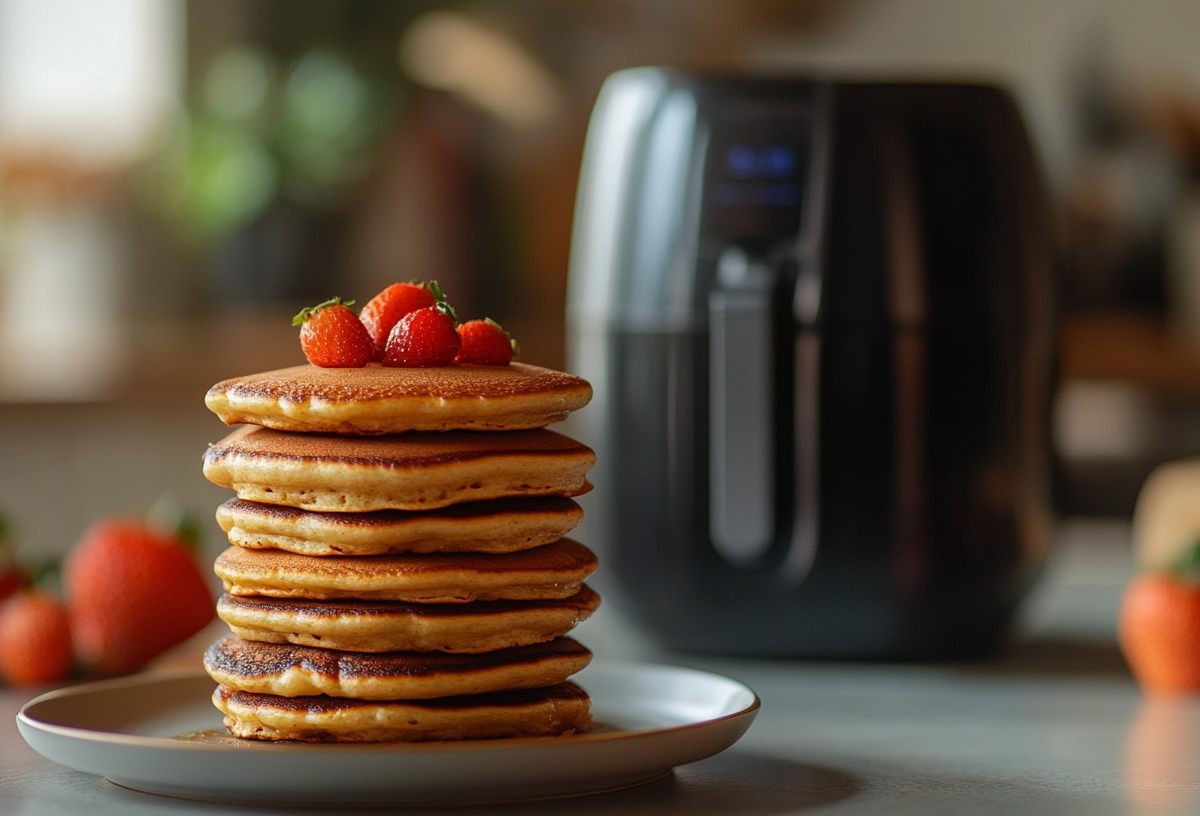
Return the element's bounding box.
[701,104,811,252]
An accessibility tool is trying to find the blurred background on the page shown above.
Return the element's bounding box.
[2,0,1200,564]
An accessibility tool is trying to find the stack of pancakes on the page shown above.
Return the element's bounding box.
[200,362,598,742]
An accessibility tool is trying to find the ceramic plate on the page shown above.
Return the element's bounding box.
[17,661,759,806]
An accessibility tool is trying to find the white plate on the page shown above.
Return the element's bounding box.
[17,661,759,806]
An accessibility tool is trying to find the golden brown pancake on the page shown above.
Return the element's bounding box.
[213,682,591,742]
[214,539,597,602]
[216,496,583,556]
[204,634,592,700]
[205,362,592,435]
[216,586,600,653]
[203,426,595,512]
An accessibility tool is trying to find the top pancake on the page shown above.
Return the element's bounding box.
[205,362,592,435]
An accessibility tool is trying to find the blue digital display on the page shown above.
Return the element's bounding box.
[724,144,797,179]
[706,128,808,240]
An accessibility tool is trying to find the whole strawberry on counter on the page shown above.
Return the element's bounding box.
[0,589,72,686]
[65,519,214,677]
[1120,539,1200,695]
[0,513,73,687]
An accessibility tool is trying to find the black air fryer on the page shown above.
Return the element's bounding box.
[566,68,1056,659]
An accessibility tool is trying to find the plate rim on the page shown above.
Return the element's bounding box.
[17,660,761,755]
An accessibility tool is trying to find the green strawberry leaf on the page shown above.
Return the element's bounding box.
[1170,536,1200,583]
[435,301,458,323]
[147,495,203,554]
[28,559,62,597]
[173,514,204,554]
[425,281,458,322]
[292,296,355,326]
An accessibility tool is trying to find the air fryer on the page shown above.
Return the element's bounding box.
[566,68,1056,659]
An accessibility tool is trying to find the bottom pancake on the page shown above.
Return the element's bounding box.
[204,634,592,699]
[213,682,592,742]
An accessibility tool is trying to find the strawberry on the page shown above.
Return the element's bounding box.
[0,590,72,686]
[293,297,373,368]
[1120,539,1200,694]
[454,318,518,365]
[64,519,214,676]
[383,296,461,367]
[359,282,437,360]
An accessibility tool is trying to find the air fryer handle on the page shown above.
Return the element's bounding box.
[708,247,776,565]
[708,245,820,577]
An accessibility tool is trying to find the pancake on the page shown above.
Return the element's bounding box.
[213,682,591,742]
[216,496,583,556]
[214,539,598,602]
[204,634,592,700]
[203,426,595,512]
[216,586,600,653]
[205,362,592,435]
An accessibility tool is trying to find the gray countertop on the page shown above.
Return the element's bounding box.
[4,519,1194,815]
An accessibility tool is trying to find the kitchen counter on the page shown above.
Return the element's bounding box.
[3,519,1194,815]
